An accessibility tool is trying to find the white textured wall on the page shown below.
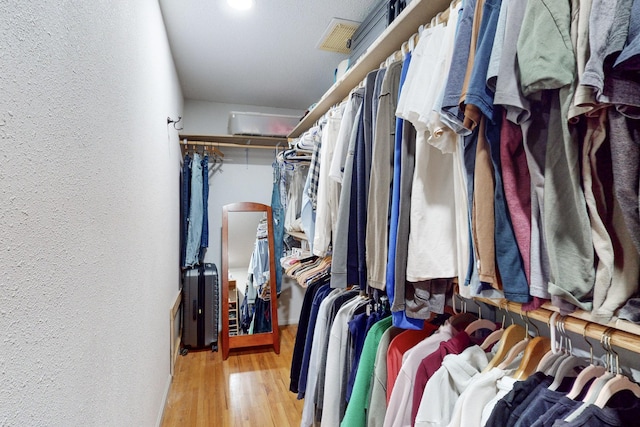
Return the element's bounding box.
[204,148,305,325]
[183,99,303,135]
[0,1,182,425]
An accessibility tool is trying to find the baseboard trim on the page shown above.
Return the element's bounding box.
[280,318,299,326]
[169,291,182,376]
[156,374,173,427]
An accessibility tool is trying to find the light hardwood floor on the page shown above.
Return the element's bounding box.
[161,325,304,427]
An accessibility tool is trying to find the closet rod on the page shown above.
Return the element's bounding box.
[179,140,225,158]
[181,140,283,152]
[478,298,640,354]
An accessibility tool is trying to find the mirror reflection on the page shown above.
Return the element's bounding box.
[227,211,273,336]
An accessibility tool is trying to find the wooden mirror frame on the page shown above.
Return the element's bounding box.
[221,202,280,360]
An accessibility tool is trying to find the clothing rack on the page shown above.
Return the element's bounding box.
[179,139,225,158]
[477,298,640,355]
[180,134,290,152]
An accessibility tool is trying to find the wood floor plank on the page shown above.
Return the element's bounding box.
[161,325,303,427]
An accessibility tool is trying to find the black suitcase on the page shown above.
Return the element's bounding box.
[182,263,219,352]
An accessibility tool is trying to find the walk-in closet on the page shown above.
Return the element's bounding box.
[2,0,640,426]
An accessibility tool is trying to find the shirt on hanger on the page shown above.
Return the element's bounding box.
[384,322,456,427]
[411,330,473,425]
[368,326,404,427]
[484,371,548,426]
[300,289,346,427]
[321,296,368,427]
[553,391,640,427]
[290,280,327,393]
[341,315,393,427]
[386,323,439,403]
[414,344,490,427]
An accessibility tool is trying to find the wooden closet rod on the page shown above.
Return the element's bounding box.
[477,298,640,354]
[179,140,224,158]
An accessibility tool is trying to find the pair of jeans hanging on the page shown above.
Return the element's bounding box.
[180,154,192,268]
[184,153,210,268]
[271,161,284,294]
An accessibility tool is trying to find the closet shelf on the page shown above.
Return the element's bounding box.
[180,134,289,151]
[287,0,452,138]
[477,298,640,354]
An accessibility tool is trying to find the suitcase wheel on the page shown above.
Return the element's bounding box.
[211,343,218,352]
[180,348,189,356]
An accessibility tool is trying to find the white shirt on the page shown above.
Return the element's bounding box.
[447,352,522,427]
[313,104,344,256]
[415,345,489,427]
[396,25,444,129]
[425,0,463,154]
[406,130,458,281]
[320,296,367,427]
[329,91,359,184]
[480,375,518,426]
[446,367,511,427]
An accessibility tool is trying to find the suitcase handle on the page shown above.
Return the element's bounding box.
[193,299,197,321]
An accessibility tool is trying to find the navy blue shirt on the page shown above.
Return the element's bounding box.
[296,283,332,398]
[289,279,325,393]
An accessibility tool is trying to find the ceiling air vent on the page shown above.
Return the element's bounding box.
[316,18,361,54]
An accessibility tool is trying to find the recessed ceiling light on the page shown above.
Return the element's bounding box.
[227,0,255,11]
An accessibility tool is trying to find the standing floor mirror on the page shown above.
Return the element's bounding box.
[221,202,280,360]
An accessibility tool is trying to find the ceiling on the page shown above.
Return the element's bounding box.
[159,0,380,111]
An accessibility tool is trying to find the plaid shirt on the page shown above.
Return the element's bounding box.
[306,126,323,209]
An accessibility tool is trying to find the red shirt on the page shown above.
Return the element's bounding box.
[386,321,439,403]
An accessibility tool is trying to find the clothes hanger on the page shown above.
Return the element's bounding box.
[511,336,551,380]
[548,322,587,391]
[495,331,529,370]
[593,329,640,408]
[466,321,498,336]
[408,32,418,52]
[481,301,516,352]
[384,50,403,68]
[484,323,527,371]
[463,299,497,336]
[494,311,538,371]
[565,323,607,399]
[410,31,420,48]
[480,312,506,351]
[434,11,444,25]
[580,328,617,402]
[401,41,410,57]
[544,316,573,376]
[447,292,479,331]
[509,304,554,380]
[274,142,283,160]
[563,329,619,422]
[535,313,566,373]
